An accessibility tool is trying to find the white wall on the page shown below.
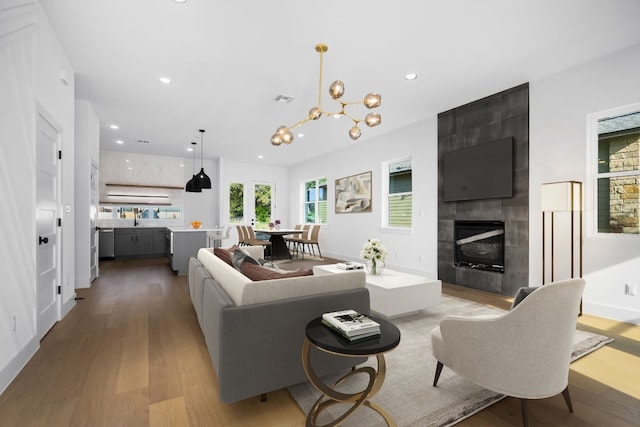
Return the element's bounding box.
[0,1,38,395]
[0,3,76,394]
[530,44,640,324]
[287,117,439,278]
[75,100,99,288]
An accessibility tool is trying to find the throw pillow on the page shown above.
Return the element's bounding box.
[241,261,313,281]
[213,245,240,266]
[213,247,233,266]
[232,249,260,271]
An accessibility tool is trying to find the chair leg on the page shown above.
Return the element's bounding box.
[520,399,529,427]
[561,386,573,413]
[433,361,443,387]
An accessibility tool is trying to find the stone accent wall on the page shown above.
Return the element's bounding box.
[605,134,639,233]
[437,83,529,297]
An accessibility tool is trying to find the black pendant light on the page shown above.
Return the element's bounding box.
[185,141,202,192]
[194,129,212,189]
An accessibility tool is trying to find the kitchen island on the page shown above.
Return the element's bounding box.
[168,227,221,275]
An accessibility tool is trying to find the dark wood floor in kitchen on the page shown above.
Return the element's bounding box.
[0,257,637,426]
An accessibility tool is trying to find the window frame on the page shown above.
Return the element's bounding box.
[588,102,640,238]
[381,156,413,232]
[302,177,328,225]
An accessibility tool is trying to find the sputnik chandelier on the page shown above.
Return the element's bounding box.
[271,43,382,146]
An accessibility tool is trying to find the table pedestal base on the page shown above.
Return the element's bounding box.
[302,339,396,427]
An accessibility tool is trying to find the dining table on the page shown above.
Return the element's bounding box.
[257,228,301,260]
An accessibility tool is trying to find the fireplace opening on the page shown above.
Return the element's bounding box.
[454,220,505,273]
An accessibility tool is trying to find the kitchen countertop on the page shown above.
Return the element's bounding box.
[167,226,222,232]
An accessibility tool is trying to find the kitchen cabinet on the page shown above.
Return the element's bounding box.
[114,228,168,258]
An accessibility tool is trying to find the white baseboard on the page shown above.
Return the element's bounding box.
[75,275,91,289]
[583,300,640,325]
[0,337,38,395]
[61,295,76,318]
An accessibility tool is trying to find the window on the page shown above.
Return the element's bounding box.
[97,206,183,220]
[384,158,412,228]
[304,178,327,224]
[596,110,640,235]
[229,182,244,223]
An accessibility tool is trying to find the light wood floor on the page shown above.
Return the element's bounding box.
[0,258,638,426]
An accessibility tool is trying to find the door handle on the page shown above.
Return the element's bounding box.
[39,236,49,245]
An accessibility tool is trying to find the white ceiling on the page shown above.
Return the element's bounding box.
[41,0,640,167]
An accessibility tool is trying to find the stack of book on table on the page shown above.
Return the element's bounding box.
[335,262,365,270]
[321,309,381,341]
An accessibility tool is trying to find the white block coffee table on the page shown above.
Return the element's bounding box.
[313,264,442,319]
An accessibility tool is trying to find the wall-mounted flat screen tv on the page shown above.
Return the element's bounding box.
[443,137,513,202]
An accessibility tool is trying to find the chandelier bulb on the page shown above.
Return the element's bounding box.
[309,107,322,120]
[329,80,345,100]
[364,93,382,109]
[365,112,382,127]
[349,126,361,140]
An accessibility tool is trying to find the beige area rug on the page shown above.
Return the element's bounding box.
[288,295,614,427]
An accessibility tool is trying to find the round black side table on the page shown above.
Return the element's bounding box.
[302,315,401,427]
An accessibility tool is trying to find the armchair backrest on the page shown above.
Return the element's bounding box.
[440,278,585,398]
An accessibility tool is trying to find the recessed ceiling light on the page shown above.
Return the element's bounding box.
[405,73,418,80]
[297,133,304,138]
[179,163,185,168]
[172,0,187,3]
[116,139,124,144]
[109,124,119,130]
[187,147,193,152]
[159,76,172,84]
[257,155,263,159]
[127,167,133,170]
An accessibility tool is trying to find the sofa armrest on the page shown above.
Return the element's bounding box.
[202,277,370,403]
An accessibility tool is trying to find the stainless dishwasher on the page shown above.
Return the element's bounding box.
[98,228,115,259]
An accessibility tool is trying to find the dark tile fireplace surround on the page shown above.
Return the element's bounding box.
[438,83,529,297]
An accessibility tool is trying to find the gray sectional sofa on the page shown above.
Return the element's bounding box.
[188,246,370,403]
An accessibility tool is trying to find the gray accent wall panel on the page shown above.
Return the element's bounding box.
[437,83,529,297]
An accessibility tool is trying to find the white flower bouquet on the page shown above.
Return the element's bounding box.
[360,238,387,274]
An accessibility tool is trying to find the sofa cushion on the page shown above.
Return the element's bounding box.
[232,249,260,270]
[241,261,313,281]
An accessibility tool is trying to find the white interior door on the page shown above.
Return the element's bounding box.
[36,112,61,340]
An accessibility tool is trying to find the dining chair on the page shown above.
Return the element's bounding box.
[236,225,247,246]
[290,224,311,258]
[244,225,272,258]
[300,224,322,259]
[284,224,302,252]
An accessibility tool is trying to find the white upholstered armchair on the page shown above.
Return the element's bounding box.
[431,278,586,426]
